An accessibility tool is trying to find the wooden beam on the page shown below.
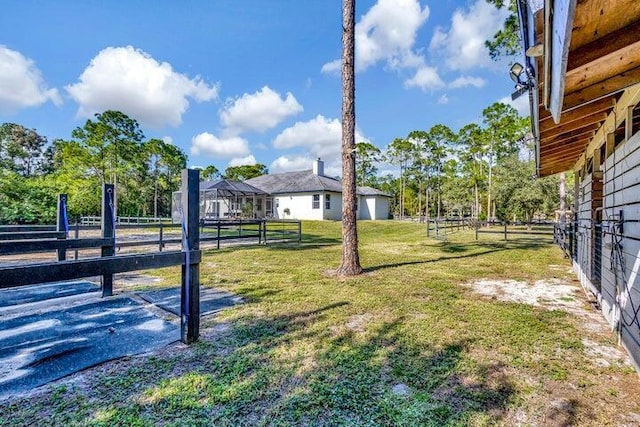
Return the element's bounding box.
[539,95,615,123]
[540,111,607,138]
[567,20,640,71]
[540,137,590,156]
[541,126,597,144]
[563,66,640,111]
[565,40,640,94]
[542,145,587,163]
[575,84,640,170]
[540,107,608,133]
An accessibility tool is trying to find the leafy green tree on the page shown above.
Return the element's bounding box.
[70,110,144,215]
[355,141,381,187]
[456,123,487,218]
[0,123,48,176]
[224,164,268,181]
[482,102,528,220]
[484,0,520,60]
[141,138,187,217]
[199,165,221,181]
[424,125,455,218]
[386,137,416,217]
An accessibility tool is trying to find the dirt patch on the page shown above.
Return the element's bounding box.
[466,278,632,368]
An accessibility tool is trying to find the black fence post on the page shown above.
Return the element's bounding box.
[475,222,479,240]
[74,220,80,260]
[159,222,164,252]
[101,184,115,297]
[181,169,200,344]
[504,222,508,241]
[56,194,68,261]
[263,220,268,245]
[217,221,221,250]
[298,220,302,242]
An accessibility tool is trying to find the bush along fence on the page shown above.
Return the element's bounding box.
[0,169,202,344]
[474,221,555,242]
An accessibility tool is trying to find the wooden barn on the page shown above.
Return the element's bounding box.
[515,0,640,369]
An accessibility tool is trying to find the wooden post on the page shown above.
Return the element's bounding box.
[217,221,221,250]
[504,222,508,241]
[263,220,268,245]
[427,219,430,237]
[298,220,302,242]
[181,169,200,344]
[101,184,115,297]
[475,223,479,240]
[56,194,68,261]
[159,222,164,252]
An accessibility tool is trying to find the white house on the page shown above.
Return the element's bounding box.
[246,158,391,220]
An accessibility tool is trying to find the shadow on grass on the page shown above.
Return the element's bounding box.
[366,239,553,273]
[6,302,519,426]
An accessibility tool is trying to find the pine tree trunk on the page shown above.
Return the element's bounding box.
[337,0,362,276]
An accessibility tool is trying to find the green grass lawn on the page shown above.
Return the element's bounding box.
[2,220,639,426]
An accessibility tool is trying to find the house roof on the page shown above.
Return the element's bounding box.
[518,0,640,177]
[358,186,392,197]
[199,179,267,197]
[246,170,343,194]
[246,170,391,197]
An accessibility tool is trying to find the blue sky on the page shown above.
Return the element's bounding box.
[0,0,527,177]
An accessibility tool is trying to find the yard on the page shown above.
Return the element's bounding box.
[1,221,639,426]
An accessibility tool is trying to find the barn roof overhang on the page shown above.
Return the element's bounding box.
[517,0,640,177]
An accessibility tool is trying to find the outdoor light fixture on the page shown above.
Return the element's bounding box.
[509,62,534,100]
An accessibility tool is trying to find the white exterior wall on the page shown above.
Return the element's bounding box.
[274,193,323,220]
[323,192,342,220]
[601,131,640,370]
[360,196,390,220]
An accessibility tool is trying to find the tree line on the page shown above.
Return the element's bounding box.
[355,102,571,222]
[1,103,568,224]
[0,111,266,224]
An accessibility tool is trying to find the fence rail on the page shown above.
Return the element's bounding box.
[0,170,202,344]
[475,222,555,241]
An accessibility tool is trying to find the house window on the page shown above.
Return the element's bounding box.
[275,198,279,208]
[312,194,320,209]
[325,194,331,209]
[256,198,263,211]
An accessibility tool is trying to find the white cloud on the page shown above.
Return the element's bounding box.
[270,155,315,173]
[498,95,531,117]
[162,136,173,145]
[190,132,250,158]
[429,0,509,71]
[321,60,341,75]
[220,86,303,134]
[272,115,370,177]
[0,46,61,114]
[437,94,449,105]
[449,76,487,89]
[322,0,431,74]
[404,66,445,91]
[66,46,218,128]
[229,155,257,167]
